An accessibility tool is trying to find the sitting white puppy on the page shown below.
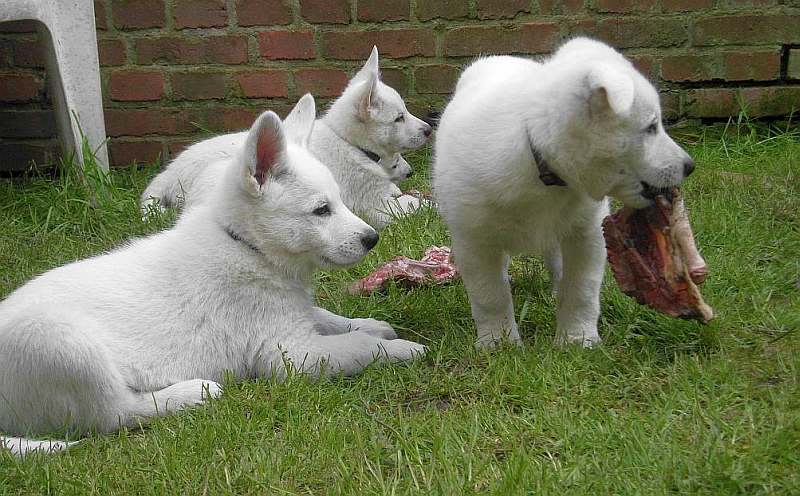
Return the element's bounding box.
[0,95,426,456]
[433,38,695,348]
[141,47,430,229]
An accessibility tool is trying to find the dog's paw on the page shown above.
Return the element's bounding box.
[352,318,397,339]
[163,379,222,409]
[378,339,428,362]
[474,327,522,350]
[554,333,602,349]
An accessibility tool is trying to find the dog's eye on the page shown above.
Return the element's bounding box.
[312,204,331,216]
[394,115,405,123]
[645,122,658,134]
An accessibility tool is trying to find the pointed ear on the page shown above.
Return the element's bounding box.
[351,45,379,85]
[356,71,379,121]
[283,93,316,148]
[587,65,634,117]
[243,111,286,190]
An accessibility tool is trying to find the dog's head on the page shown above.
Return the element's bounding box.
[380,153,413,184]
[552,39,694,208]
[336,47,432,155]
[227,94,379,269]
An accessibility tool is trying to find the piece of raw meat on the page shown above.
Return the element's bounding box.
[348,246,459,295]
[602,188,714,323]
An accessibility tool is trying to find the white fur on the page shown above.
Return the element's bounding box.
[140,47,431,229]
[0,98,426,456]
[433,38,693,348]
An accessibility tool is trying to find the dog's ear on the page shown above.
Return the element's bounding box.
[587,65,634,117]
[351,45,379,85]
[283,93,316,148]
[242,111,286,194]
[356,70,379,121]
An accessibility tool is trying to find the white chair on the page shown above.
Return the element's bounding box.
[2,0,109,171]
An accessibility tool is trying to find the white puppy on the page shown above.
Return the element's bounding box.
[0,96,426,456]
[433,38,695,348]
[141,47,431,229]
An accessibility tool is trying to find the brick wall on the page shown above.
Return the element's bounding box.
[2,0,800,170]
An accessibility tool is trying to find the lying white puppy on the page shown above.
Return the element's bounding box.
[0,95,426,456]
[433,37,695,348]
[141,47,431,229]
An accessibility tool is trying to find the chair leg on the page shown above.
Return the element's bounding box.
[40,1,109,172]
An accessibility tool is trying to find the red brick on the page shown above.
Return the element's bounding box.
[171,72,228,100]
[444,23,559,56]
[358,0,410,21]
[627,54,655,79]
[693,15,800,46]
[540,0,586,14]
[0,42,12,68]
[109,71,165,101]
[187,106,264,132]
[416,0,469,20]
[98,39,126,66]
[258,31,315,60]
[109,140,163,167]
[683,87,800,118]
[294,69,349,97]
[0,142,58,171]
[301,0,350,24]
[112,0,165,29]
[718,0,778,8]
[380,68,409,95]
[234,70,289,98]
[661,54,717,82]
[789,49,800,80]
[477,0,530,19]
[323,30,436,60]
[13,40,45,68]
[572,18,686,49]
[661,0,713,11]
[137,36,248,65]
[0,74,42,102]
[104,108,195,137]
[94,0,108,30]
[723,50,780,81]
[415,65,460,94]
[236,0,292,26]
[659,91,680,121]
[174,0,228,29]
[0,110,56,138]
[596,0,656,13]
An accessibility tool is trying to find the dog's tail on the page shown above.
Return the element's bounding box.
[1,435,79,457]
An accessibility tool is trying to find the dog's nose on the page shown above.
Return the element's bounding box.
[361,231,379,251]
[422,124,432,137]
[406,169,413,178]
[683,158,695,177]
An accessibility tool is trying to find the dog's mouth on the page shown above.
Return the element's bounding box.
[640,182,675,203]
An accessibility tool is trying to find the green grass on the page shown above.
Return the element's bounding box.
[1,123,799,494]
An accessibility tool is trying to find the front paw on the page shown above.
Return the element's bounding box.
[352,318,397,339]
[378,339,428,362]
[554,332,602,348]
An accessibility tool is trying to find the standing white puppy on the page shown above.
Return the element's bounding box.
[141,47,431,229]
[433,38,695,348]
[0,95,426,456]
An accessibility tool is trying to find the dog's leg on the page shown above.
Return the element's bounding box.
[281,330,426,377]
[453,237,521,348]
[554,227,604,347]
[311,307,394,336]
[544,245,563,294]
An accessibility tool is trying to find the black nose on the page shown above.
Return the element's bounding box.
[361,231,379,251]
[683,158,695,177]
[422,124,432,137]
[406,169,413,178]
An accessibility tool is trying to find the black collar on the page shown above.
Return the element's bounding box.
[225,226,261,254]
[358,147,381,163]
[529,142,566,187]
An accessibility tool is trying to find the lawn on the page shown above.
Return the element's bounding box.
[0,122,798,494]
